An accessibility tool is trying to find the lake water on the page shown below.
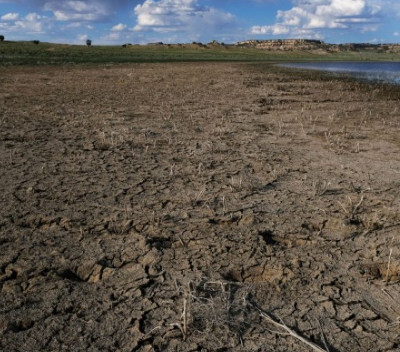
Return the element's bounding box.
[280,62,400,85]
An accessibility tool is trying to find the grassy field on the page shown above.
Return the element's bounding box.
[1,40,400,65]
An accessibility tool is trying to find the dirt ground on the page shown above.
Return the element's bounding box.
[1,62,400,351]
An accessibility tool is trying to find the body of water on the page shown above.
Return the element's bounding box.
[281,62,400,85]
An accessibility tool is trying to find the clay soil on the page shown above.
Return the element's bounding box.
[2,62,400,352]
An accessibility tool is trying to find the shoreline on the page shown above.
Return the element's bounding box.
[276,61,400,86]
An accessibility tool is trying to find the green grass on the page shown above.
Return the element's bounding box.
[1,41,399,66]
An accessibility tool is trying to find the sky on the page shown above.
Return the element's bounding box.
[0,0,399,45]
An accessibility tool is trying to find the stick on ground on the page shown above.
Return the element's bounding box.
[252,304,328,352]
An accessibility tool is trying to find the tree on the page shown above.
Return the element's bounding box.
[0,35,4,42]
[86,39,92,46]
[33,40,40,45]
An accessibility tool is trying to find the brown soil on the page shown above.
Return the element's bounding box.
[1,62,400,352]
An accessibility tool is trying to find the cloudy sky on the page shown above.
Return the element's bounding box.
[0,0,399,45]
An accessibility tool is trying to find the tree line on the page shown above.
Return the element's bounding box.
[0,35,93,46]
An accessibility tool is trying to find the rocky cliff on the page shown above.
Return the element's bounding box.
[235,39,400,53]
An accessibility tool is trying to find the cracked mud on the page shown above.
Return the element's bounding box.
[1,62,400,351]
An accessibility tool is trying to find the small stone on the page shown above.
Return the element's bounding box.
[88,264,103,282]
[101,267,114,280]
[354,324,364,333]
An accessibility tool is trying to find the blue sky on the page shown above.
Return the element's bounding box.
[0,0,399,45]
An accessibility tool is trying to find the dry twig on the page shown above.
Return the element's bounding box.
[183,297,188,340]
[385,246,393,284]
[252,304,328,352]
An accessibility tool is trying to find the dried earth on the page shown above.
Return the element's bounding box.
[1,62,400,351]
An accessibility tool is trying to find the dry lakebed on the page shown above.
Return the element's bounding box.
[1,62,400,351]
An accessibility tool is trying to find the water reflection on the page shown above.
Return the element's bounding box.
[280,62,400,85]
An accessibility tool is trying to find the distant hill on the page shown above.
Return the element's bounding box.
[235,39,400,53]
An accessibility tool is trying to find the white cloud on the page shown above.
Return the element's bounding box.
[133,0,236,35]
[372,0,400,17]
[103,32,121,41]
[315,0,366,17]
[25,12,41,22]
[64,22,82,28]
[0,0,141,22]
[394,31,399,36]
[45,1,110,22]
[370,37,384,43]
[1,13,19,20]
[252,0,383,38]
[77,33,88,41]
[0,12,48,34]
[252,24,289,35]
[112,23,127,31]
